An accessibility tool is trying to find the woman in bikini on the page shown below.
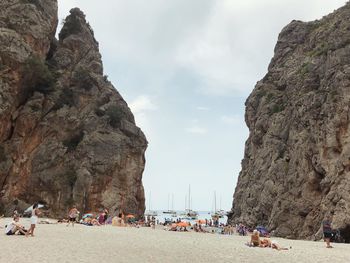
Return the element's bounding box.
[249,230,261,247]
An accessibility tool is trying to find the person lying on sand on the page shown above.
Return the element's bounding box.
[259,238,290,250]
[82,217,101,226]
[169,225,177,231]
[39,219,58,224]
[5,216,27,236]
[271,240,289,250]
[91,218,101,226]
[260,238,271,247]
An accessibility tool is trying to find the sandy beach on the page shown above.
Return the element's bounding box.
[0,218,348,263]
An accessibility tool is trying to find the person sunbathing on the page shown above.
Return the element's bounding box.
[248,230,261,247]
[260,238,272,247]
[169,225,177,231]
[91,218,101,226]
[82,218,92,226]
[271,240,289,250]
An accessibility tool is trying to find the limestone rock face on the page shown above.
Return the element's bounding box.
[230,3,350,241]
[0,2,147,217]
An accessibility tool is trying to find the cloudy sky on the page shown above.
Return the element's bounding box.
[59,0,347,211]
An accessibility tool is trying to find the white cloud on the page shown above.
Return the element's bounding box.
[185,126,208,135]
[129,95,157,138]
[129,95,157,114]
[59,0,346,98]
[174,0,347,96]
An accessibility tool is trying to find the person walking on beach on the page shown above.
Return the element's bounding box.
[67,205,79,227]
[26,203,40,237]
[323,215,333,248]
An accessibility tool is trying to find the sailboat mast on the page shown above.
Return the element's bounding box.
[149,191,151,211]
[167,193,170,211]
[214,191,217,213]
[220,195,222,211]
[188,185,191,210]
[172,193,174,211]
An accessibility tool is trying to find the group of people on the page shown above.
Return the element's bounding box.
[247,229,290,250]
[245,213,336,250]
[4,202,338,252]
[168,225,188,232]
[5,203,41,237]
[236,223,249,236]
[221,225,235,235]
[193,223,206,233]
[64,206,139,228]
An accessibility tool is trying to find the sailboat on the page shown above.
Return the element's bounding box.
[144,191,158,217]
[171,194,177,217]
[163,193,177,216]
[182,185,198,220]
[217,196,227,217]
[211,191,223,219]
[179,196,188,218]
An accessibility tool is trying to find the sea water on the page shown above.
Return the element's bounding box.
[152,211,228,225]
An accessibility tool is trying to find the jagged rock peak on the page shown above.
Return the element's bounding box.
[0,1,147,218]
[59,8,98,47]
[230,2,350,242]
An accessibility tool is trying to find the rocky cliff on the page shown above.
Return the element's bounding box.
[230,3,350,241]
[0,1,147,217]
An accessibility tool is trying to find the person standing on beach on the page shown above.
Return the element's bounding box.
[322,215,333,248]
[26,203,40,237]
[104,208,109,224]
[67,205,79,227]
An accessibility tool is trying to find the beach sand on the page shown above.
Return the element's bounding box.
[0,218,348,263]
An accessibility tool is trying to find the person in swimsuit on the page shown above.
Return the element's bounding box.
[26,203,40,237]
[249,230,261,247]
[67,205,79,227]
[260,238,272,247]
